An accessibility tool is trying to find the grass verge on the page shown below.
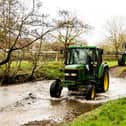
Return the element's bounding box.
[35,61,64,79]
[0,61,64,84]
[68,97,126,126]
[104,60,117,67]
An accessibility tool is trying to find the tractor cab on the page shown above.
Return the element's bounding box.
[65,46,103,76]
[118,43,126,66]
[66,46,103,64]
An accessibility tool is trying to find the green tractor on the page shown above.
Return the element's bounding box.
[118,43,126,66]
[50,45,109,100]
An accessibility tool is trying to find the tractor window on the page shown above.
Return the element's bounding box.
[67,48,94,64]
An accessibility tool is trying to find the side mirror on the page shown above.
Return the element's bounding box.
[60,49,64,54]
[99,49,103,55]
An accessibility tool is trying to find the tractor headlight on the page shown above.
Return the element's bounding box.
[86,64,89,71]
[71,73,77,76]
[65,73,69,76]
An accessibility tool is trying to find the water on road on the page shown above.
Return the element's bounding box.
[0,77,126,126]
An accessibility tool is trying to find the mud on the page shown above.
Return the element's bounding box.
[1,67,126,126]
[22,120,57,126]
[110,66,126,78]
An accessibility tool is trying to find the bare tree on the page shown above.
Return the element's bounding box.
[29,12,54,79]
[104,17,126,55]
[0,0,60,84]
[0,0,59,65]
[53,9,91,61]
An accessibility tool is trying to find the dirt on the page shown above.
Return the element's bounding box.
[22,120,58,126]
[1,66,126,126]
[120,70,126,77]
[110,66,126,77]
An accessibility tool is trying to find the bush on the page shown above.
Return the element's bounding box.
[35,61,64,79]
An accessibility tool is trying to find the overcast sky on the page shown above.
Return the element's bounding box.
[24,0,126,45]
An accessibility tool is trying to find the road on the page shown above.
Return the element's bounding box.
[0,70,126,126]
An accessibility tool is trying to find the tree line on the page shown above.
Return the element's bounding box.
[0,0,90,84]
[0,0,126,84]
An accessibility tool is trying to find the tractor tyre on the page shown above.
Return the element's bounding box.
[85,85,95,100]
[118,55,125,66]
[50,80,62,98]
[101,69,109,92]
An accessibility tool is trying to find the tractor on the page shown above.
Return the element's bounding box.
[118,43,126,66]
[50,45,109,100]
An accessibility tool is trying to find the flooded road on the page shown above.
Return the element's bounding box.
[0,76,126,126]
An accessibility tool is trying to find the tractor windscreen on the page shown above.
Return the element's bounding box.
[66,48,94,64]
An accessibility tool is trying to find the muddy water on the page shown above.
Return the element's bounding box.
[1,77,126,126]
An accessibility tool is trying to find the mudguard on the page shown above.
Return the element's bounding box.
[98,63,109,79]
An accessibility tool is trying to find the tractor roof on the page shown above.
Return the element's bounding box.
[68,45,96,49]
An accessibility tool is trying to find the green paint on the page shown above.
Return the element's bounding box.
[65,64,84,70]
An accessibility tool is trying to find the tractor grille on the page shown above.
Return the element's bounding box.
[65,70,78,81]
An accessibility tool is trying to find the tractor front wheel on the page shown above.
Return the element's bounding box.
[86,85,95,100]
[50,80,62,98]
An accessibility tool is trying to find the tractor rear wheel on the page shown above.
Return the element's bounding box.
[86,85,95,100]
[101,69,109,92]
[50,80,62,98]
[118,55,125,66]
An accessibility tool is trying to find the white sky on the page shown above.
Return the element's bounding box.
[25,0,126,45]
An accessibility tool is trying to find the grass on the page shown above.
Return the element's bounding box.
[0,60,64,84]
[0,61,64,80]
[0,61,33,75]
[68,97,126,126]
[104,60,117,67]
[38,61,64,79]
[10,61,33,74]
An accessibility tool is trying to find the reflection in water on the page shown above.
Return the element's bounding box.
[50,98,100,121]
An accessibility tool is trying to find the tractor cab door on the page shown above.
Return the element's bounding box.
[86,49,98,76]
[92,48,103,77]
[89,48,103,77]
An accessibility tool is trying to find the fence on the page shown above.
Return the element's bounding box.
[0,50,118,63]
[103,54,118,61]
[10,50,64,62]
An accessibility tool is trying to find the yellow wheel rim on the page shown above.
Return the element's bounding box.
[91,87,95,99]
[104,72,109,91]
